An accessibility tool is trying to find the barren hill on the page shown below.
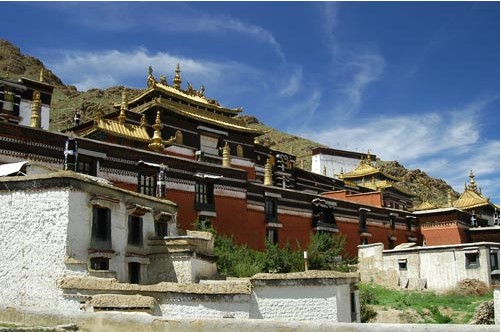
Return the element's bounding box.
[0,39,458,206]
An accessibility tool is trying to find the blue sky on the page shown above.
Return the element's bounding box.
[2,2,500,203]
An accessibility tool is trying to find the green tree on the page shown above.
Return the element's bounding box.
[306,232,354,271]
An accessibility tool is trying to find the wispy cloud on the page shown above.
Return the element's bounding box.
[49,2,285,60]
[279,67,303,97]
[47,48,255,92]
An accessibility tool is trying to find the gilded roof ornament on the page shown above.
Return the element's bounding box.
[147,65,156,88]
[118,90,128,124]
[148,111,165,152]
[173,64,182,90]
[159,75,167,85]
[467,170,478,193]
[222,142,231,167]
[140,114,147,128]
[264,158,273,186]
[39,68,44,82]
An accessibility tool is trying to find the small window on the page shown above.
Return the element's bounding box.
[155,221,168,238]
[264,197,278,223]
[128,215,143,246]
[490,251,499,271]
[267,228,279,245]
[90,257,109,270]
[138,173,157,197]
[128,262,140,284]
[359,210,368,232]
[195,182,215,211]
[350,291,357,322]
[324,207,336,225]
[465,252,479,269]
[389,215,396,229]
[77,156,97,176]
[406,217,413,231]
[91,207,111,249]
[398,259,407,271]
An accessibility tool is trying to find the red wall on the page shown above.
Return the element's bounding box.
[322,190,383,208]
[421,223,468,246]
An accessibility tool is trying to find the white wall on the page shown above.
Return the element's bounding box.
[0,189,83,310]
[18,102,50,130]
[312,154,361,177]
[158,294,250,319]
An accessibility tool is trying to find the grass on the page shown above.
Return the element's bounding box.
[359,283,493,324]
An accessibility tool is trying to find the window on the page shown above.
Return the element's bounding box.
[267,228,279,245]
[77,156,97,176]
[90,257,109,270]
[350,291,357,322]
[155,221,168,238]
[465,251,479,269]
[358,209,369,232]
[128,262,140,284]
[406,217,414,231]
[490,251,499,271]
[389,215,396,229]
[200,134,219,155]
[264,197,278,223]
[195,182,214,211]
[398,259,407,271]
[127,215,143,246]
[324,207,336,225]
[138,173,157,197]
[91,207,111,249]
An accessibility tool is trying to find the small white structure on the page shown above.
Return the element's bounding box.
[311,147,376,178]
[359,242,499,292]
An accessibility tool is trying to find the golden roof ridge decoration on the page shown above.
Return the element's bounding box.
[118,65,242,115]
[148,110,175,152]
[453,170,490,210]
[339,150,400,181]
[412,201,436,211]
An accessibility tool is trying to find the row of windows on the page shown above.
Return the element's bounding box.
[90,206,169,251]
[90,257,140,284]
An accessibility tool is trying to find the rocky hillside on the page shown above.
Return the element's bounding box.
[0,39,457,206]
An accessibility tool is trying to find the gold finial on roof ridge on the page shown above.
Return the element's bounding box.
[39,68,44,82]
[140,114,147,128]
[264,158,273,186]
[468,169,478,192]
[148,111,165,152]
[147,65,156,88]
[173,63,182,90]
[222,141,231,167]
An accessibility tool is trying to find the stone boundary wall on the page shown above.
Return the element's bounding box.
[0,307,498,332]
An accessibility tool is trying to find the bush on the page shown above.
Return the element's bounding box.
[359,285,379,323]
[307,232,354,271]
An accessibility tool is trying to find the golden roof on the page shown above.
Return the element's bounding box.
[81,118,151,142]
[358,178,416,197]
[339,151,399,181]
[413,201,436,211]
[453,171,491,210]
[133,97,263,135]
[116,65,242,117]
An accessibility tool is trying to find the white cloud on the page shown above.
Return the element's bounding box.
[47,48,254,92]
[299,97,500,202]
[279,67,303,97]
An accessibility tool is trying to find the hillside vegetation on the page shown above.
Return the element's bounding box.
[0,39,457,206]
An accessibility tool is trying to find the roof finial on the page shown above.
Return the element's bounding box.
[39,68,44,82]
[148,111,165,152]
[264,158,273,186]
[468,170,478,192]
[222,142,231,167]
[140,114,147,128]
[30,90,41,128]
[147,65,156,88]
[118,90,128,124]
[173,63,182,90]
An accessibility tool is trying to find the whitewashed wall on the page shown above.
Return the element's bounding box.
[158,294,250,319]
[312,153,361,177]
[0,189,83,310]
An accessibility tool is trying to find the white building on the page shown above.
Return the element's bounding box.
[358,242,499,292]
[0,167,360,322]
[311,147,376,178]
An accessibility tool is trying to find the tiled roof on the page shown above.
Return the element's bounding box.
[80,118,151,142]
[453,189,490,210]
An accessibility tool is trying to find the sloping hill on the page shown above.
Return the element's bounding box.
[0,39,457,206]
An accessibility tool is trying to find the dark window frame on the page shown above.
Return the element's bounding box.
[128,262,141,284]
[138,173,157,197]
[490,251,499,271]
[91,206,112,250]
[264,197,278,223]
[359,210,368,232]
[77,156,97,176]
[465,252,480,269]
[127,215,143,246]
[398,259,408,271]
[155,221,168,238]
[90,257,109,270]
[266,227,279,245]
[195,181,215,211]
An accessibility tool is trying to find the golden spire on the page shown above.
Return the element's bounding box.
[30,90,41,128]
[148,111,165,152]
[447,189,453,207]
[140,114,147,128]
[264,158,273,186]
[118,90,128,124]
[39,68,44,82]
[468,170,478,192]
[147,65,156,88]
[173,63,182,90]
[222,142,231,167]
